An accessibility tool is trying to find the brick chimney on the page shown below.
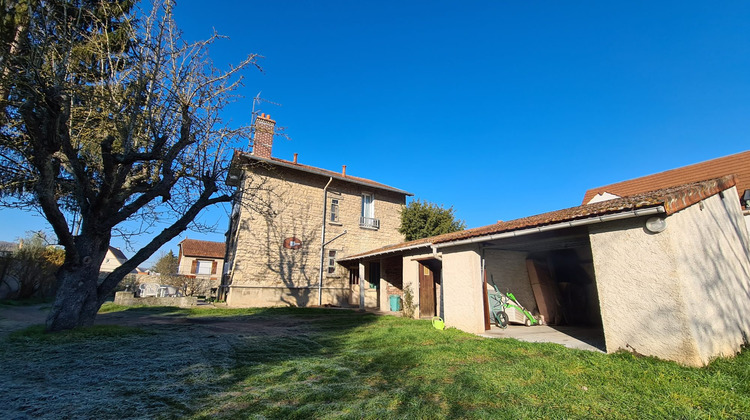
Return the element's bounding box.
[252,113,276,158]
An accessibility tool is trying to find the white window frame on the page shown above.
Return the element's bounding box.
[326,250,338,275]
[330,198,340,223]
[361,193,374,219]
[196,260,212,275]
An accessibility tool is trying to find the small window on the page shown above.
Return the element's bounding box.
[330,198,340,223]
[349,268,359,285]
[327,250,337,274]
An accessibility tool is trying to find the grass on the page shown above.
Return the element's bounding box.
[1,305,748,419]
[8,324,150,342]
[0,297,53,306]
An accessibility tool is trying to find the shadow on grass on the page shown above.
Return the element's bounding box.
[14,304,747,419]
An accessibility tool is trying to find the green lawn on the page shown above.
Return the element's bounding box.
[1,305,748,419]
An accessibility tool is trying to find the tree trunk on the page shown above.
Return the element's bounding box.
[46,265,103,331]
[45,239,109,332]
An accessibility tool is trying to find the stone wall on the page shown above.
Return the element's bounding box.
[225,161,406,308]
[114,291,198,308]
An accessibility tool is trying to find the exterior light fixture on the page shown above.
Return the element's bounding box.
[645,216,667,233]
[742,189,750,208]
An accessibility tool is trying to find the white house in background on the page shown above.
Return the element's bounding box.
[100,246,129,272]
[100,246,147,274]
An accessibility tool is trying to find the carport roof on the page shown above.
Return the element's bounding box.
[339,175,737,261]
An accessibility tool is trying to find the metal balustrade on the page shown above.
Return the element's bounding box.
[359,216,380,229]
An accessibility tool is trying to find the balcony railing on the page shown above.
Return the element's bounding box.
[360,216,380,229]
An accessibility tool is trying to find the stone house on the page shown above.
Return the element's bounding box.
[340,176,750,366]
[222,114,411,307]
[177,239,225,293]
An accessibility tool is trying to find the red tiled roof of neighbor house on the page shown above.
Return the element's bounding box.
[582,150,750,205]
[341,176,738,261]
[179,239,225,259]
[230,151,413,196]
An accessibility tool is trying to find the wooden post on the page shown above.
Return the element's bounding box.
[359,262,366,311]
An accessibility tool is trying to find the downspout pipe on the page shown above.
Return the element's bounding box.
[318,177,333,306]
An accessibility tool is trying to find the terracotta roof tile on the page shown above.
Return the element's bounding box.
[341,176,737,261]
[582,150,750,205]
[179,239,225,259]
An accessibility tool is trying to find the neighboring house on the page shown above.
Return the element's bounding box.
[100,246,129,272]
[100,246,147,275]
[582,150,750,229]
[222,113,411,308]
[177,239,225,285]
[0,241,18,257]
[340,176,750,367]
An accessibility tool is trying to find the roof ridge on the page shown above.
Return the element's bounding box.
[237,152,413,196]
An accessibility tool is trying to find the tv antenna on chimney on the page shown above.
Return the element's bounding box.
[250,92,282,148]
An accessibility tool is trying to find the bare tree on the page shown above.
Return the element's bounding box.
[0,0,260,331]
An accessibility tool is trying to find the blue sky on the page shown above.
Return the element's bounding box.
[3,1,749,266]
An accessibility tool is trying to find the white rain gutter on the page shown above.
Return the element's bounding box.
[338,241,433,262]
[318,177,334,306]
[434,206,665,250]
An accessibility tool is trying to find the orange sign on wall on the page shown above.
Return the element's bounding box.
[283,237,303,250]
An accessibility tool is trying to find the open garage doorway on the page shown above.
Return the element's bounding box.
[483,228,605,351]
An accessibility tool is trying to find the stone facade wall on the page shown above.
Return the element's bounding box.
[114,291,198,308]
[225,161,406,307]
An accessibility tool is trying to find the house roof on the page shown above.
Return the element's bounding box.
[179,239,225,259]
[107,246,128,262]
[340,175,737,262]
[582,150,750,205]
[0,241,17,254]
[228,151,413,196]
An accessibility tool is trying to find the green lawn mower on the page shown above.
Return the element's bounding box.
[489,284,538,328]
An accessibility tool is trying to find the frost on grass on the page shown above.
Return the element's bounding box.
[0,325,237,419]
